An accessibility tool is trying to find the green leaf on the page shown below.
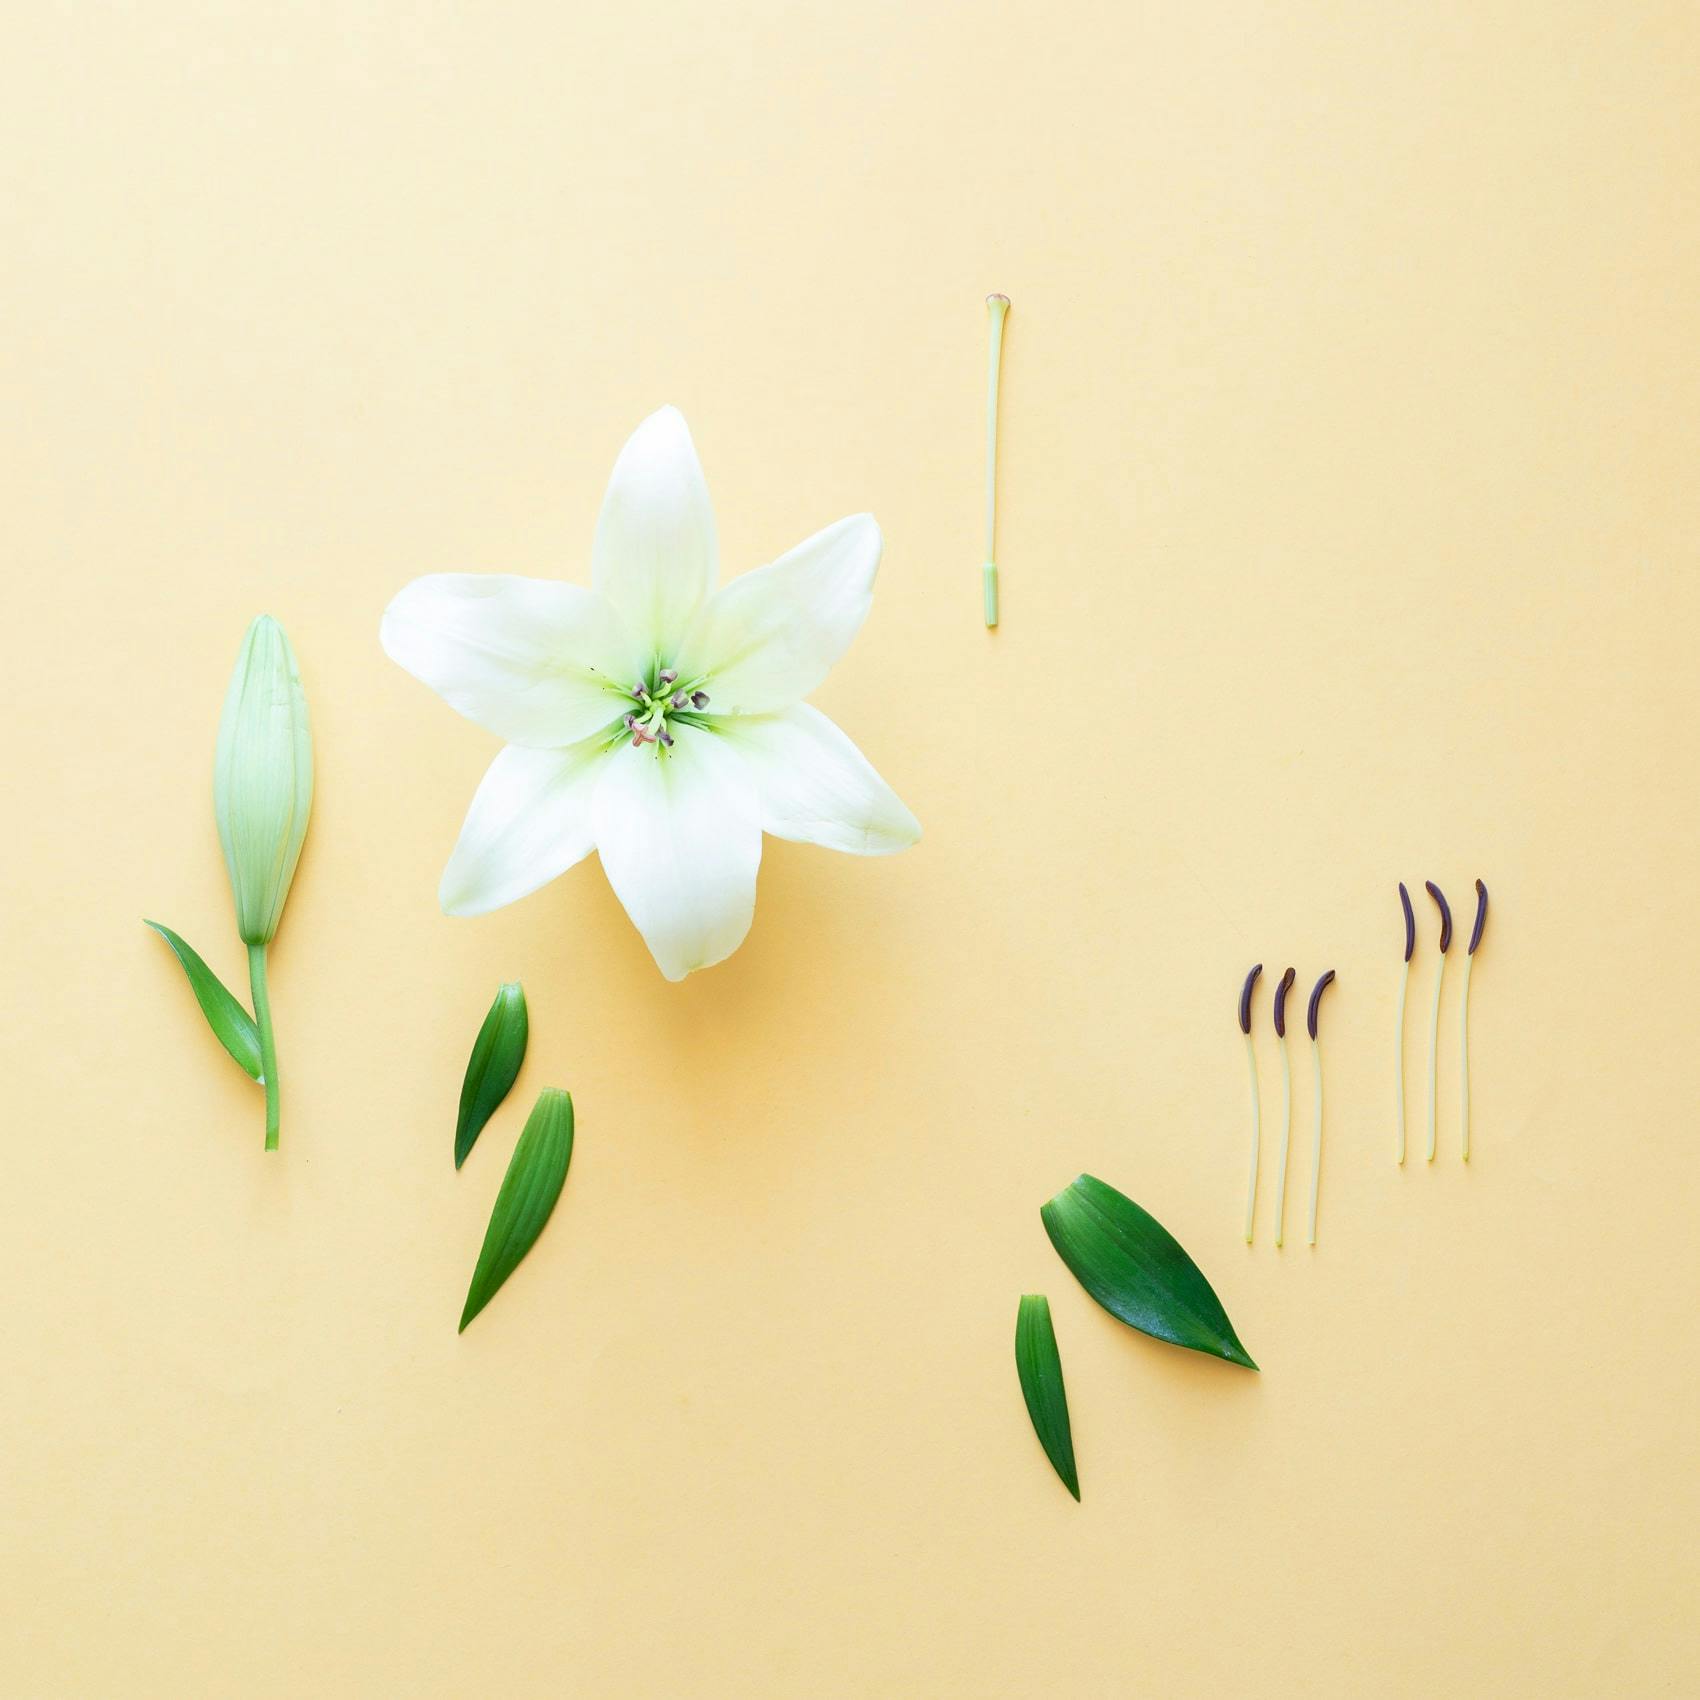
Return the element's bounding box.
[1015,1295,1080,1500]
[455,982,528,1168]
[460,1087,573,1333]
[144,920,263,1082]
[1041,1174,1258,1370]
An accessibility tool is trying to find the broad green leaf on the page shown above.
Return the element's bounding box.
[460,1087,573,1333]
[455,982,528,1168]
[1015,1294,1079,1500]
[1041,1174,1257,1370]
[144,920,263,1082]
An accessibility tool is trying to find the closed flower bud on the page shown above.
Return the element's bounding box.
[214,615,313,946]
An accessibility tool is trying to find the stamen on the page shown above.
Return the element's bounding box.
[692,690,709,709]
[672,691,690,709]
[1239,965,1263,1244]
[1306,970,1336,1246]
[1272,967,1296,1250]
[1461,879,1488,1161]
[658,669,678,686]
[1238,963,1262,1038]
[1424,882,1450,1162]
[1467,879,1488,955]
[1394,883,1414,1164]
[658,730,674,747]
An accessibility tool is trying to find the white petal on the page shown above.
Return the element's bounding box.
[719,705,920,855]
[592,406,718,658]
[440,740,606,916]
[674,514,882,715]
[382,575,642,748]
[590,723,761,981]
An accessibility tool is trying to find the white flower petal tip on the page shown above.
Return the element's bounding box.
[590,725,762,982]
[438,741,604,917]
[721,705,920,856]
[675,514,884,716]
[593,406,718,656]
[380,574,641,748]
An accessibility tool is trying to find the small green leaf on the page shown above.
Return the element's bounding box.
[144,920,263,1082]
[460,1087,573,1333]
[455,982,528,1168]
[1015,1295,1080,1500]
[1041,1174,1258,1370]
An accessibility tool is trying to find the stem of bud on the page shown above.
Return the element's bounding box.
[248,941,280,1150]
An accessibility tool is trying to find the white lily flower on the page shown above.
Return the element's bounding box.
[382,407,920,980]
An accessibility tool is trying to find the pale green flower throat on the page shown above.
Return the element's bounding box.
[620,668,711,749]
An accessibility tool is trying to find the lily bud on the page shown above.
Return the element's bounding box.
[214,615,314,945]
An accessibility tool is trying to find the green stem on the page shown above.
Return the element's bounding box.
[1274,1037,1291,1250]
[1459,952,1474,1163]
[1426,952,1446,1163]
[1242,1033,1261,1245]
[1308,1039,1324,1246]
[1394,956,1410,1165]
[247,940,280,1151]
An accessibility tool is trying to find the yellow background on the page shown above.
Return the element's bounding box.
[4,2,1697,1694]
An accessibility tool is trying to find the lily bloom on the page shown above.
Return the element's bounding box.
[381,407,920,979]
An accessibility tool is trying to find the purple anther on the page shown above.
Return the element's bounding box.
[692,691,709,709]
[1425,881,1452,952]
[658,669,678,686]
[1398,882,1415,963]
[1238,964,1262,1036]
[1468,879,1488,955]
[1273,967,1296,1037]
[1306,970,1336,1040]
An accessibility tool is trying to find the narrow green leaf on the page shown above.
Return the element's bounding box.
[459,1087,573,1332]
[1015,1295,1080,1500]
[1041,1174,1258,1370]
[143,920,264,1082]
[455,982,528,1168]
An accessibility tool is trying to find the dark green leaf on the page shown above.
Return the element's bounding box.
[143,920,263,1082]
[1041,1174,1257,1369]
[459,1087,573,1332]
[1015,1294,1079,1500]
[455,982,528,1168]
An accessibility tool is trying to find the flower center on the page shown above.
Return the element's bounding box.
[622,669,710,748]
